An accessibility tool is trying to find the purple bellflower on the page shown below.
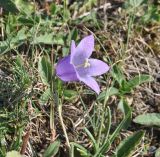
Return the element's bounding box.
[56,35,109,94]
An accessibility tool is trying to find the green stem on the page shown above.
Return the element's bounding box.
[50,99,54,131]
[63,0,68,20]
[50,73,59,141]
[50,50,56,139]
[97,108,104,147]
[58,103,71,148]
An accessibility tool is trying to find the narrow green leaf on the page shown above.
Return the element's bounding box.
[71,28,78,41]
[109,110,131,145]
[68,28,78,42]
[10,128,23,150]
[43,140,60,157]
[70,142,92,157]
[38,56,52,86]
[128,74,153,87]
[94,109,131,157]
[118,99,132,129]
[115,131,145,157]
[98,103,131,156]
[102,107,111,145]
[39,88,51,105]
[133,113,160,127]
[84,127,98,152]
[111,65,125,85]
[97,87,119,101]
[121,74,153,93]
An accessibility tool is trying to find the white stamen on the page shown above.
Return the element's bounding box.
[84,58,90,68]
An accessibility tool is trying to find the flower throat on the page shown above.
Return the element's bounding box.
[75,58,91,69]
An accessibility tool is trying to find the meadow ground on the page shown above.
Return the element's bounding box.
[0,0,160,157]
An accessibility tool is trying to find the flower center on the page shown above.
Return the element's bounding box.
[75,58,91,68]
[84,58,90,68]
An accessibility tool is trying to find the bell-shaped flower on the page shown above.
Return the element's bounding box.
[56,35,109,94]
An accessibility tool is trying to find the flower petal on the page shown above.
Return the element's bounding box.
[70,40,76,63]
[80,76,100,94]
[75,59,109,77]
[87,59,110,76]
[71,35,94,66]
[56,55,79,81]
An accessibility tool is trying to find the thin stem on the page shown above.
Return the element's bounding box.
[50,49,70,148]
[70,144,74,157]
[58,102,71,148]
[64,0,67,10]
[50,85,54,131]
[125,12,135,53]
[50,51,56,141]
[50,106,54,126]
[63,0,68,20]
[97,108,104,147]
[50,99,55,141]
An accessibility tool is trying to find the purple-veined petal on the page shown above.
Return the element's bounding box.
[56,55,79,82]
[75,59,109,77]
[76,35,94,57]
[87,59,110,76]
[80,76,100,94]
[71,35,94,66]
